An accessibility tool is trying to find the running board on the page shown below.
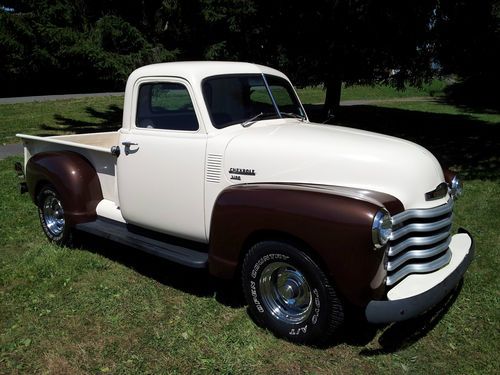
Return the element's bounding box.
[75,218,208,268]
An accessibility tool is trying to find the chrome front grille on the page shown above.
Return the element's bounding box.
[386,199,454,286]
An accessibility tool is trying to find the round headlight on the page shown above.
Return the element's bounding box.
[372,210,393,249]
[450,176,463,199]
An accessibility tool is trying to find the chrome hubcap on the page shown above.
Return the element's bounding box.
[259,262,312,324]
[43,195,65,236]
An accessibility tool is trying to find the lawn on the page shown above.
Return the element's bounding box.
[296,79,448,104]
[0,96,123,145]
[1,156,498,374]
[1,86,499,374]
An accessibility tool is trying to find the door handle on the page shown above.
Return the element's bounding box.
[122,141,138,147]
[122,141,139,155]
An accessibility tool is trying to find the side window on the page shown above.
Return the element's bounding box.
[136,82,199,131]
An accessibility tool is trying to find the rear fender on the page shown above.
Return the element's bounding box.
[26,151,103,226]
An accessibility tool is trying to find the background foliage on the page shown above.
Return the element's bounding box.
[0,0,498,111]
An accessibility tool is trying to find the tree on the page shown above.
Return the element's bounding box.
[2,0,497,102]
[193,0,497,116]
[434,0,500,110]
[0,0,177,96]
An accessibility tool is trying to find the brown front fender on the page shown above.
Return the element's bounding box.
[208,183,404,307]
[26,151,103,226]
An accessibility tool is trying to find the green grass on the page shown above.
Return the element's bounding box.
[297,79,447,104]
[0,80,448,145]
[0,96,123,145]
[374,100,500,124]
[0,156,498,374]
[1,86,499,373]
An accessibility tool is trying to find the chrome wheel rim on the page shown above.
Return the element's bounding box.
[43,195,65,236]
[259,262,312,324]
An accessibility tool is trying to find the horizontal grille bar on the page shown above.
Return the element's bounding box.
[386,249,452,286]
[390,214,453,241]
[392,199,454,225]
[387,237,452,271]
[388,229,450,257]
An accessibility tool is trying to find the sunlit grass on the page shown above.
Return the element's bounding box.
[0,96,123,144]
[1,87,499,374]
[297,79,447,104]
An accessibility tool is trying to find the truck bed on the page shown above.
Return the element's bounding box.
[17,132,120,204]
[17,132,119,153]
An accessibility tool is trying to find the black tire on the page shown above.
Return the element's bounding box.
[36,184,72,246]
[242,241,344,344]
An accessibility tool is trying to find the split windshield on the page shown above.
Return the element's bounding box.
[202,74,305,129]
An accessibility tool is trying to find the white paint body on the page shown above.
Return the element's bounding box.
[18,61,448,243]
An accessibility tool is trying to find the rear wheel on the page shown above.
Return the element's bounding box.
[37,185,72,245]
[242,241,344,344]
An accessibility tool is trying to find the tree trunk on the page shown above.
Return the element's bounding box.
[323,77,342,119]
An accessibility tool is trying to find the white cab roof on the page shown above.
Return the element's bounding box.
[127,61,289,84]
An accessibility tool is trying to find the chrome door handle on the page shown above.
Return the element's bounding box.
[122,141,138,147]
[122,141,139,155]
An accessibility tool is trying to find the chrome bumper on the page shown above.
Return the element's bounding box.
[365,228,474,323]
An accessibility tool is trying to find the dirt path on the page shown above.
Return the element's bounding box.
[339,96,433,106]
[0,143,23,160]
[0,92,124,105]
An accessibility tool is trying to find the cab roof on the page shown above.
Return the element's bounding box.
[127,61,289,84]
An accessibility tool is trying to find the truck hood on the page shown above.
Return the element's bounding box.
[223,121,448,210]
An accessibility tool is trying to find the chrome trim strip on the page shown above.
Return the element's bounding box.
[392,199,454,225]
[388,230,450,256]
[386,249,452,286]
[390,214,453,240]
[387,237,451,271]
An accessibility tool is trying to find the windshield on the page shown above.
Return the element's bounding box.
[202,74,305,129]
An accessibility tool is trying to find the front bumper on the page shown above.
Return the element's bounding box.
[365,228,474,323]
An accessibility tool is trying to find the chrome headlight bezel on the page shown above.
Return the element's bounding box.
[449,175,463,199]
[372,209,393,249]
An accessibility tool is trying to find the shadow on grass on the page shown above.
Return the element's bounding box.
[75,232,245,308]
[306,281,462,351]
[48,101,499,180]
[305,104,500,180]
[442,76,500,114]
[73,231,465,352]
[358,281,463,355]
[54,100,484,349]
[40,104,122,134]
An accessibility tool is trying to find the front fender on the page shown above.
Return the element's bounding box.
[26,151,103,225]
[208,183,404,306]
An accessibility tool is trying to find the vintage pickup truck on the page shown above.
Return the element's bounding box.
[16,61,474,344]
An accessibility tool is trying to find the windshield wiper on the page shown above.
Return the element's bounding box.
[241,112,277,127]
[280,112,306,121]
[241,111,305,128]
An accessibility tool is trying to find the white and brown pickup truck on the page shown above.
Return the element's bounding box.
[16,61,474,344]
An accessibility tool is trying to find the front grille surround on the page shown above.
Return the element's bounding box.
[386,199,454,287]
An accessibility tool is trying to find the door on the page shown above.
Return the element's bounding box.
[117,78,208,242]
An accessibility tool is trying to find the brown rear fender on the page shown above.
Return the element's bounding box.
[26,151,103,226]
[208,183,404,307]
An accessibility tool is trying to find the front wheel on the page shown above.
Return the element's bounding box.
[37,184,72,245]
[242,241,344,344]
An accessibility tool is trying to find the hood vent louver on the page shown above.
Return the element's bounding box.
[206,154,223,183]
